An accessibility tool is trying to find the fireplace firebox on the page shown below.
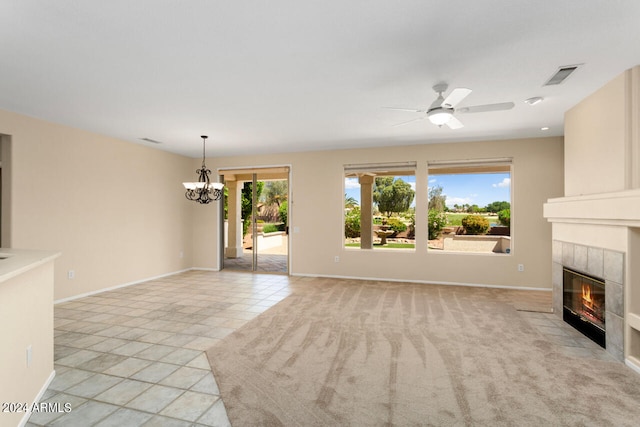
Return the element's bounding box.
[563,267,605,348]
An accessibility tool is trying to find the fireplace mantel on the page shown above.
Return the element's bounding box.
[544,189,640,226]
[546,189,640,368]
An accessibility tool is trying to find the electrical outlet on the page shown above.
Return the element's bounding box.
[26,345,32,368]
[334,256,340,263]
[68,270,75,279]
[518,264,525,272]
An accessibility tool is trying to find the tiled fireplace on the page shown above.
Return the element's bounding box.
[552,241,624,360]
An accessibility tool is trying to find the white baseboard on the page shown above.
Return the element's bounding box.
[625,356,640,375]
[54,268,192,304]
[18,369,56,427]
[289,272,552,292]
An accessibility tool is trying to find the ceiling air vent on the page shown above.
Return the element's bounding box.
[544,65,581,86]
[140,137,163,144]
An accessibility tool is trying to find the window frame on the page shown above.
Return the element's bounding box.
[344,162,417,252]
[427,158,513,255]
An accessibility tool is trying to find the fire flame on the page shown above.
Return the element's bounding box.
[582,283,592,304]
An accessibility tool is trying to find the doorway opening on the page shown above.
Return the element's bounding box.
[220,166,289,274]
[0,134,12,247]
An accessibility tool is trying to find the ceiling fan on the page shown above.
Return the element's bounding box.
[386,83,515,129]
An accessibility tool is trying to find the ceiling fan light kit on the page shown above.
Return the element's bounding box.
[427,108,453,125]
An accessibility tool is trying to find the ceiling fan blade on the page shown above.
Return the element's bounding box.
[446,116,464,129]
[392,117,425,127]
[457,102,515,114]
[383,107,426,113]
[442,88,472,108]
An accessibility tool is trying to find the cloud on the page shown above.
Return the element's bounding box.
[409,182,416,191]
[345,178,360,189]
[428,178,437,184]
[445,196,474,207]
[493,178,511,188]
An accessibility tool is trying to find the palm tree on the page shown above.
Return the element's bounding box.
[345,194,359,209]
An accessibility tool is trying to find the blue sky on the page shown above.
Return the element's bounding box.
[430,173,510,208]
[345,173,510,209]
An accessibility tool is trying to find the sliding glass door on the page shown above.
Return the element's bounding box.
[221,167,289,273]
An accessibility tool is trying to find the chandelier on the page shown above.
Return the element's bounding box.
[182,135,224,204]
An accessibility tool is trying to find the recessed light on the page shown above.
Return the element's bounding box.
[541,127,550,131]
[524,97,544,106]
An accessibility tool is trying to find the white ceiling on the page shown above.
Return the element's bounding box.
[2,1,640,158]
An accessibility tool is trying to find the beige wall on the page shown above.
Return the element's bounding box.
[208,137,564,289]
[550,66,640,246]
[0,261,54,427]
[0,109,196,300]
[564,69,637,196]
[1,106,564,299]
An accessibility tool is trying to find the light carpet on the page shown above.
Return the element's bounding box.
[206,278,640,426]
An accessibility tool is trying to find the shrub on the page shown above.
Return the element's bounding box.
[345,207,361,238]
[498,209,510,227]
[428,209,447,239]
[262,223,279,233]
[385,218,407,236]
[278,201,288,226]
[461,215,490,235]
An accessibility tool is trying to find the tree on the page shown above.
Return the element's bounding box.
[263,180,288,207]
[241,181,264,236]
[373,177,415,217]
[486,201,510,214]
[428,185,447,212]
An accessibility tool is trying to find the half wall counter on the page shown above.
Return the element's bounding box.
[0,248,60,427]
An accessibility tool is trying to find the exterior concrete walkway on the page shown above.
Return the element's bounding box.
[223,233,288,273]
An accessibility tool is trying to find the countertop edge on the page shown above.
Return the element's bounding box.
[0,249,62,284]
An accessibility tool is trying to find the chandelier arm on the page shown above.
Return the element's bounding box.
[184,135,223,205]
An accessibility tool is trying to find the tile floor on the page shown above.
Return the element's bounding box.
[27,270,295,427]
[26,271,613,426]
[518,310,616,361]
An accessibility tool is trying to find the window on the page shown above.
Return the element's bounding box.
[344,162,416,250]
[427,159,512,254]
